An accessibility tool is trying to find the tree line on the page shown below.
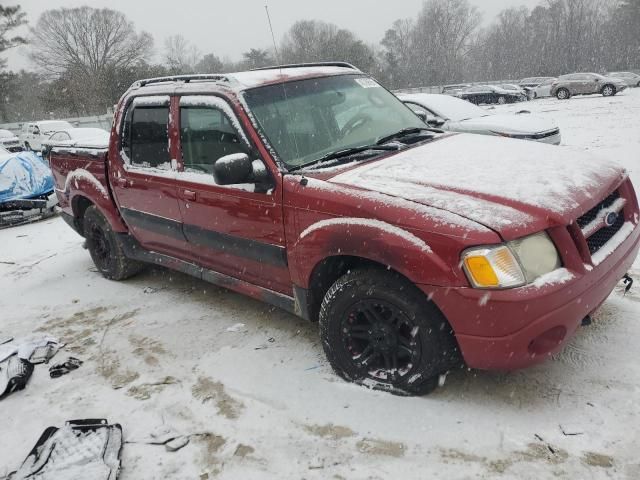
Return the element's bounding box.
[0,0,638,122]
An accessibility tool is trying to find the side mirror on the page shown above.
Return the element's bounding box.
[426,115,445,127]
[412,109,428,122]
[214,153,253,185]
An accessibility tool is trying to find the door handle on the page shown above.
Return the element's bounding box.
[183,189,197,201]
[116,178,128,188]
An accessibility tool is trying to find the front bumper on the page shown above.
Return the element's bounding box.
[0,192,58,227]
[535,132,561,145]
[424,222,640,371]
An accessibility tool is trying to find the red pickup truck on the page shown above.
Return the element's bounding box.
[50,63,639,395]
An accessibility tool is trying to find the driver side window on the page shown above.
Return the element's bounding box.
[180,106,249,175]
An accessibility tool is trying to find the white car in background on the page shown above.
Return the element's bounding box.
[607,72,640,88]
[532,78,557,98]
[40,128,110,157]
[20,120,74,151]
[0,129,23,152]
[399,93,561,145]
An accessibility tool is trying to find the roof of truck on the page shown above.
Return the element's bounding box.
[127,63,362,96]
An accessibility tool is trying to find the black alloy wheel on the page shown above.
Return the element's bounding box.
[342,299,421,384]
[320,268,460,396]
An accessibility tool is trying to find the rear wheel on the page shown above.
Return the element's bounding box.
[83,206,142,280]
[24,142,31,151]
[602,84,615,97]
[319,268,460,396]
[497,96,507,105]
[556,88,570,100]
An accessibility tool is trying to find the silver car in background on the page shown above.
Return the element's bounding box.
[399,93,561,145]
[550,73,628,99]
[607,72,640,88]
[532,78,557,98]
[0,129,23,152]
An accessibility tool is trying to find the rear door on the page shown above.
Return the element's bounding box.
[173,95,291,294]
[110,95,191,257]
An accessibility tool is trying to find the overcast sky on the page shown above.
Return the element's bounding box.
[4,0,537,71]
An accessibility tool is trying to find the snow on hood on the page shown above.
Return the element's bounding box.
[451,113,557,135]
[330,134,625,239]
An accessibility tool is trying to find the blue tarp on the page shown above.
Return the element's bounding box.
[0,151,55,204]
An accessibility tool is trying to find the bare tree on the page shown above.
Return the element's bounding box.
[195,53,224,73]
[281,20,376,72]
[164,34,201,74]
[0,4,26,68]
[28,7,153,114]
[412,0,482,85]
[30,7,152,75]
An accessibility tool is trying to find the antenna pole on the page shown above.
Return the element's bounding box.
[264,3,281,66]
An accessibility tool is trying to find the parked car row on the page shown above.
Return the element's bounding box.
[441,70,637,105]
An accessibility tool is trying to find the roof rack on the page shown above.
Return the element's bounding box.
[130,74,230,89]
[251,62,360,72]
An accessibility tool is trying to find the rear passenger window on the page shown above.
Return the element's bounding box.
[180,107,247,174]
[123,106,171,170]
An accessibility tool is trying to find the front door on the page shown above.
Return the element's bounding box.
[110,95,190,257]
[173,95,291,295]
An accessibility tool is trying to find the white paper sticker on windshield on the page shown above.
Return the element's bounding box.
[355,78,381,89]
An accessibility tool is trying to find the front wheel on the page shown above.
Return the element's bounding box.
[497,96,507,105]
[602,84,615,97]
[556,88,570,100]
[319,268,460,396]
[84,206,143,280]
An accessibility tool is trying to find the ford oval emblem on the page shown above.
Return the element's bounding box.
[604,211,619,227]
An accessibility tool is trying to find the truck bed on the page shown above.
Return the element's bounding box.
[50,145,110,219]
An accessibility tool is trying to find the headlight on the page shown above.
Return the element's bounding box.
[462,232,561,289]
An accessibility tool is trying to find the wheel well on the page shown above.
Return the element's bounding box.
[72,196,94,236]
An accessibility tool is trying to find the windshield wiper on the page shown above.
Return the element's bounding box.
[375,127,439,146]
[290,144,399,172]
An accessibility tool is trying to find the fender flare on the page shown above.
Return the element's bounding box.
[290,217,452,288]
[66,169,128,233]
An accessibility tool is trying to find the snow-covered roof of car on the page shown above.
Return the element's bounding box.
[399,93,488,121]
[0,129,16,138]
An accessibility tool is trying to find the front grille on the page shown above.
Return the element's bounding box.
[577,191,619,228]
[585,213,625,254]
[577,190,625,255]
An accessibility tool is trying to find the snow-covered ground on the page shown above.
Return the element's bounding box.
[1,90,639,480]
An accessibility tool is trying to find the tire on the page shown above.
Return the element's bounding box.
[556,88,570,100]
[533,92,538,99]
[24,142,31,151]
[319,268,460,396]
[83,205,142,280]
[601,84,615,97]
[497,96,506,105]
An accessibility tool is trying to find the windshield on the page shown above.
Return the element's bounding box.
[243,75,425,169]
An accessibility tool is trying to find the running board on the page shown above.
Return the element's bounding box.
[119,234,297,316]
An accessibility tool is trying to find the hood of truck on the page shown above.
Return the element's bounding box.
[327,133,626,240]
